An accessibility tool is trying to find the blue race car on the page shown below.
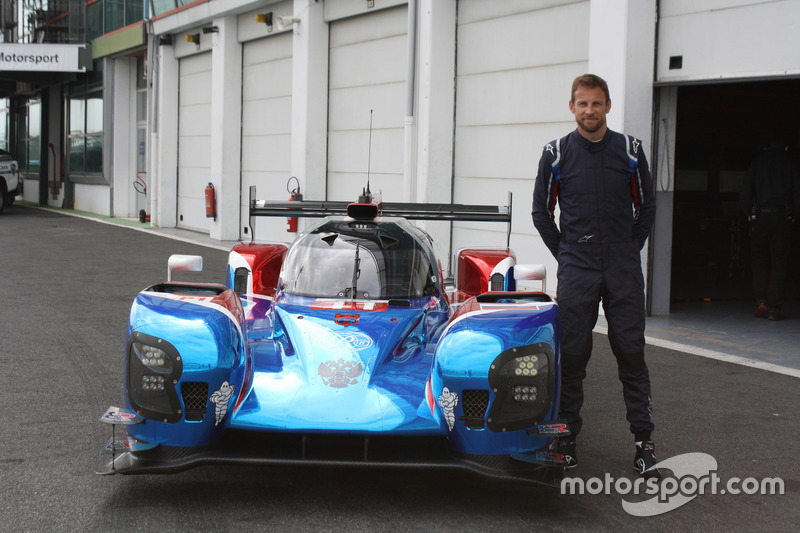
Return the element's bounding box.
[99,189,570,484]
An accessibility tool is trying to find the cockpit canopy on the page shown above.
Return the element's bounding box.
[279,218,439,300]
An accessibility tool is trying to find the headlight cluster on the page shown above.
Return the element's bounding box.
[513,355,539,377]
[487,343,554,432]
[142,374,166,392]
[139,344,170,369]
[512,384,538,402]
[127,332,183,423]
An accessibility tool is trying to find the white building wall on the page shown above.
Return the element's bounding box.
[288,0,330,213]
[414,0,456,263]
[209,15,243,241]
[240,31,293,240]
[657,0,800,83]
[73,182,111,214]
[326,5,409,202]
[152,39,180,229]
[111,56,136,219]
[176,51,213,232]
[452,0,590,282]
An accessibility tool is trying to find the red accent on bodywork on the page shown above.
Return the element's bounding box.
[310,300,389,311]
[426,377,435,414]
[455,248,516,300]
[171,288,245,324]
[334,314,360,326]
[449,296,482,322]
[211,290,245,324]
[231,242,288,296]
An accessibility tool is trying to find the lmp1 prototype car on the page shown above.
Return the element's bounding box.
[99,188,571,484]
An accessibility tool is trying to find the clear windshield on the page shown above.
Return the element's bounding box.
[279,219,438,300]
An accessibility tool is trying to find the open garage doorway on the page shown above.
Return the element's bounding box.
[670,79,800,304]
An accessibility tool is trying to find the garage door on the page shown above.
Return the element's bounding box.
[241,32,293,240]
[327,5,407,202]
[177,51,212,232]
[452,0,589,251]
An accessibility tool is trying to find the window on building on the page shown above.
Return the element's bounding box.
[15,100,41,174]
[151,0,193,18]
[67,61,104,176]
[87,0,146,40]
[0,100,8,153]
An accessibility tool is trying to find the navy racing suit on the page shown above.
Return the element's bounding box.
[532,129,656,441]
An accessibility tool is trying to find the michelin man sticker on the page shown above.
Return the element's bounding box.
[210,381,236,426]
[437,387,458,431]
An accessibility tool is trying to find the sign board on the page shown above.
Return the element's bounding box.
[0,43,88,72]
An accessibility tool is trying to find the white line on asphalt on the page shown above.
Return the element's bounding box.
[595,325,800,379]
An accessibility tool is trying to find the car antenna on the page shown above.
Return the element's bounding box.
[359,109,373,203]
[350,240,361,301]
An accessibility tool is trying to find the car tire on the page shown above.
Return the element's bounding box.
[0,182,7,215]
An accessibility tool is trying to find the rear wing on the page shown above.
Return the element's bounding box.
[247,186,512,244]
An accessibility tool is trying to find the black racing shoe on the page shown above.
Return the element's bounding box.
[558,438,578,468]
[634,441,662,479]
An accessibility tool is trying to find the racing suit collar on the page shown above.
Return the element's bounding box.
[572,128,613,152]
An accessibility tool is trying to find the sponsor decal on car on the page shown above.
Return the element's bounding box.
[210,381,236,426]
[311,299,388,311]
[318,358,364,388]
[437,387,458,431]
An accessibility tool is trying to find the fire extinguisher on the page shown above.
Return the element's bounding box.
[287,178,302,232]
[205,183,216,221]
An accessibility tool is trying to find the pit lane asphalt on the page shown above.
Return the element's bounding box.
[1,204,797,532]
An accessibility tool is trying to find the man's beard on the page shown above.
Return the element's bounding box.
[577,116,605,134]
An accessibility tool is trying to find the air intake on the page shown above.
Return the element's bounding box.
[182,382,209,421]
[461,389,489,429]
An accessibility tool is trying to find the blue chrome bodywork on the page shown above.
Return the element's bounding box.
[104,211,565,482]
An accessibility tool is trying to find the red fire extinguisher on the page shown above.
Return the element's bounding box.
[287,184,302,233]
[205,183,216,221]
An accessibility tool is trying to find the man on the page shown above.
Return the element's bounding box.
[740,139,800,321]
[532,74,659,479]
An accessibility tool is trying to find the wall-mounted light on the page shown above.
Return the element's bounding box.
[255,12,273,32]
[185,33,200,50]
[159,36,173,46]
[202,26,218,34]
[367,0,375,8]
[277,16,300,30]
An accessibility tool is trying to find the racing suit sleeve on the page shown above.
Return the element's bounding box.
[532,144,562,258]
[632,148,656,250]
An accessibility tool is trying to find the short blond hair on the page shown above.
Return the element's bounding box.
[571,74,610,103]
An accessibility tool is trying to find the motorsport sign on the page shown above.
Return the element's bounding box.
[0,43,89,72]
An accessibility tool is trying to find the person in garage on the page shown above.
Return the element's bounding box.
[740,139,800,321]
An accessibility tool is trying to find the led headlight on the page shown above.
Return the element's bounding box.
[127,332,183,423]
[512,384,538,402]
[487,343,553,432]
[513,354,539,376]
[138,344,171,370]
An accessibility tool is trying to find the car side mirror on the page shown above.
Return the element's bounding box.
[167,254,203,281]
[513,264,546,293]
